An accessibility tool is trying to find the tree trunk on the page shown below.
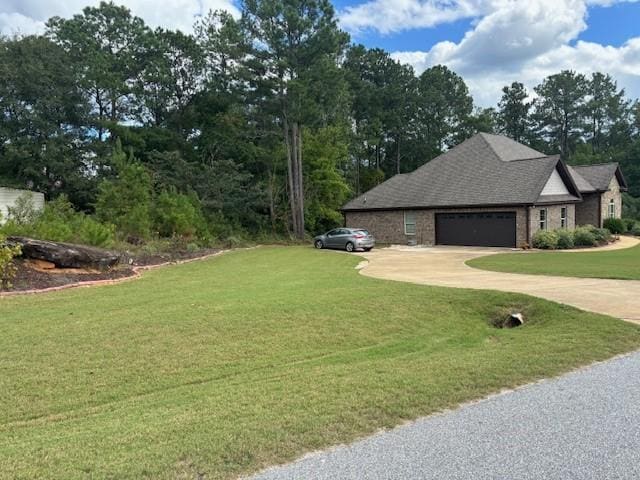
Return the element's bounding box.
[295,123,304,237]
[8,236,120,269]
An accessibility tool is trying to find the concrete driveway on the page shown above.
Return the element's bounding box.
[356,236,640,324]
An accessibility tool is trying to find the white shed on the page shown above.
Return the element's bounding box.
[0,187,45,224]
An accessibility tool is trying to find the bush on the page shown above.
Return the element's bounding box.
[590,227,612,244]
[532,230,558,249]
[152,190,205,238]
[0,233,21,290]
[573,226,598,247]
[623,218,637,232]
[631,223,640,236]
[555,229,575,249]
[603,217,625,234]
[1,195,115,248]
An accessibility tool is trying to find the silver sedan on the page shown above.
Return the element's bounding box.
[313,228,375,252]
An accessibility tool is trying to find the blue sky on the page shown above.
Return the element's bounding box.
[1,0,639,106]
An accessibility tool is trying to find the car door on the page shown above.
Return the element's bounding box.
[334,229,350,249]
[325,229,339,248]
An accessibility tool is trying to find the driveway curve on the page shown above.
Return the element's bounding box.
[356,237,640,324]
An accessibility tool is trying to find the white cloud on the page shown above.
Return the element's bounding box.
[0,0,238,36]
[386,0,640,105]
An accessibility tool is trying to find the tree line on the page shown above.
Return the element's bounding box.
[1,1,639,243]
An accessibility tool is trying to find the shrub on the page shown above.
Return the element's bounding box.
[603,217,625,234]
[0,233,21,290]
[532,230,558,249]
[590,227,612,244]
[1,195,115,248]
[623,218,637,232]
[631,222,640,237]
[152,190,205,238]
[555,229,575,249]
[573,226,598,247]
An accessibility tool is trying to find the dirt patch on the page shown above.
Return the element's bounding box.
[4,248,222,293]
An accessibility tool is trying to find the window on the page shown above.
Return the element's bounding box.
[539,208,547,230]
[560,207,567,228]
[404,211,416,235]
[608,200,616,219]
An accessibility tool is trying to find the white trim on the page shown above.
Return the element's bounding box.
[560,207,567,228]
[404,211,416,235]
[539,208,548,230]
[608,199,616,218]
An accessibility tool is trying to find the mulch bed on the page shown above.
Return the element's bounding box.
[4,248,222,293]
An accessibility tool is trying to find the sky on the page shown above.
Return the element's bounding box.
[1,0,639,106]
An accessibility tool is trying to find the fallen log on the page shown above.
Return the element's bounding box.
[7,236,120,269]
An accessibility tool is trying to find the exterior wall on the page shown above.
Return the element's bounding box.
[0,187,45,224]
[529,204,576,239]
[345,206,528,247]
[575,177,623,228]
[601,177,622,225]
[575,193,600,227]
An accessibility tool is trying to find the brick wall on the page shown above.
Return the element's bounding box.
[601,177,623,225]
[345,206,529,246]
[575,193,600,227]
[529,204,576,237]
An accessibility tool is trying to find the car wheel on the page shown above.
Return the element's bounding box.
[364,247,372,252]
[345,242,354,252]
[314,240,324,249]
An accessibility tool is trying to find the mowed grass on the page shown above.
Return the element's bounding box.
[1,247,640,479]
[468,243,640,280]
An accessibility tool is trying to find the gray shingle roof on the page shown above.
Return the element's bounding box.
[570,163,626,192]
[567,166,596,193]
[479,133,546,161]
[343,134,580,211]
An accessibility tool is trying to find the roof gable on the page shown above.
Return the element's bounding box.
[570,163,628,192]
[540,168,571,196]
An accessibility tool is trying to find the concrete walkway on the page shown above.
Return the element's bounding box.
[249,351,640,480]
[356,236,640,323]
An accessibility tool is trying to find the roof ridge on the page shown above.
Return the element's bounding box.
[507,154,559,163]
[572,162,618,168]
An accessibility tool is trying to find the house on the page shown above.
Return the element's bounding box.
[0,186,45,224]
[342,133,628,248]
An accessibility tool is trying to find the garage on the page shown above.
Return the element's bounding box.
[435,212,516,247]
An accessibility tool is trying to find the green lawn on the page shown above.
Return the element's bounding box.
[468,243,640,280]
[1,247,639,479]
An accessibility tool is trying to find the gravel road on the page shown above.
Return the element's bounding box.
[249,351,640,480]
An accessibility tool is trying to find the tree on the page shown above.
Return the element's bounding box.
[0,35,91,204]
[47,1,149,138]
[241,0,350,239]
[95,141,153,240]
[136,28,204,129]
[415,65,473,157]
[585,72,631,154]
[498,82,531,142]
[532,70,588,159]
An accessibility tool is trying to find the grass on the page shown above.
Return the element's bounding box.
[467,243,640,280]
[1,247,639,479]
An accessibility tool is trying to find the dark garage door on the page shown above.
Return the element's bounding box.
[435,212,516,247]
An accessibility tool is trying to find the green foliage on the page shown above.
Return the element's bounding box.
[631,223,640,236]
[0,232,21,289]
[1,194,115,248]
[532,230,558,249]
[622,194,640,219]
[555,229,575,249]
[152,189,205,238]
[603,217,626,234]
[573,226,598,247]
[95,143,153,241]
[591,227,612,244]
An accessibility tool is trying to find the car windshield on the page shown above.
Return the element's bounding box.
[354,230,370,236]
